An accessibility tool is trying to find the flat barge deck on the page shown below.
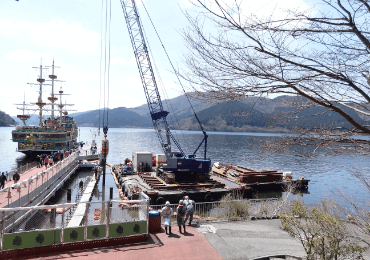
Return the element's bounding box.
[111,163,309,205]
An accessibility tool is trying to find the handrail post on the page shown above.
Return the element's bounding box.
[47,171,49,188]
[106,201,110,238]
[146,198,149,237]
[61,207,64,244]
[36,174,38,195]
[228,201,230,221]
[1,211,5,251]
[28,180,30,203]
[84,202,88,241]
[52,208,56,245]
[18,187,21,208]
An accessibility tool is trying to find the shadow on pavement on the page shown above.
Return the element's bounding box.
[168,233,181,239]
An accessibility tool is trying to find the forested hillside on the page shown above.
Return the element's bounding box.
[9,94,370,132]
[73,107,152,128]
[0,111,16,126]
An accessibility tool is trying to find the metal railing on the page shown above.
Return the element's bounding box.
[0,195,149,251]
[6,162,38,181]
[0,152,79,210]
[150,198,282,224]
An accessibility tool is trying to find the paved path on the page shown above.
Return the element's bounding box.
[11,219,370,260]
[196,220,306,260]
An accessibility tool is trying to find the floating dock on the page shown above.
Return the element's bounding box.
[111,162,309,205]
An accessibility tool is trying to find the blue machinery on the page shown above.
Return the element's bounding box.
[120,0,211,177]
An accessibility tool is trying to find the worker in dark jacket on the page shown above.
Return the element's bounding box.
[184,196,195,226]
[176,200,186,233]
[0,172,7,189]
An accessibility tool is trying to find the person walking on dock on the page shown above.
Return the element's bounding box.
[0,172,7,189]
[37,155,42,168]
[184,196,195,226]
[49,156,53,167]
[44,156,49,169]
[177,200,186,233]
[161,201,173,235]
[53,152,58,164]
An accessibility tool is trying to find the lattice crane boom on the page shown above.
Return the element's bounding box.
[120,0,211,175]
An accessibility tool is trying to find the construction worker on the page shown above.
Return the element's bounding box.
[184,196,195,226]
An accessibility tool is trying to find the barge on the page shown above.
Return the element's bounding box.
[111,156,309,205]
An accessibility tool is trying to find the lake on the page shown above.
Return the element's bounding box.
[1,126,369,207]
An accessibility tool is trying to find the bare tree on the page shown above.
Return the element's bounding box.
[280,199,368,259]
[181,0,370,156]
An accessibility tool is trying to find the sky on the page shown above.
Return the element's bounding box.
[0,0,310,118]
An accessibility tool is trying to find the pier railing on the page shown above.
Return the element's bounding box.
[0,195,149,252]
[150,198,282,223]
[0,152,80,210]
[7,161,38,181]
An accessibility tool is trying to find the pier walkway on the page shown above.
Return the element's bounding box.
[0,148,100,210]
[0,154,79,209]
[67,176,97,228]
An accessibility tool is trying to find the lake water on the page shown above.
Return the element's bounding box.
[1,126,369,207]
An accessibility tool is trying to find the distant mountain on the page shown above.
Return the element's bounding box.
[127,94,212,124]
[271,103,370,129]
[10,94,370,132]
[73,107,152,128]
[0,111,16,126]
[193,101,266,128]
[173,96,370,132]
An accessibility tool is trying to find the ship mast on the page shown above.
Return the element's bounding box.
[15,93,30,125]
[58,86,64,123]
[57,86,74,123]
[47,60,59,120]
[35,63,46,126]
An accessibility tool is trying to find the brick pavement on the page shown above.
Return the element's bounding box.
[14,227,223,260]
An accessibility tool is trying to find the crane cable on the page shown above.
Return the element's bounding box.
[139,1,195,153]
[140,0,206,134]
[101,0,111,132]
[98,0,104,135]
[107,0,111,128]
[139,22,191,154]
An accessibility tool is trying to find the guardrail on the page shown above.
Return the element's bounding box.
[0,153,79,209]
[150,198,283,223]
[6,162,38,181]
[0,194,149,253]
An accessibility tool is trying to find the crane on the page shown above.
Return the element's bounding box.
[120,0,211,181]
